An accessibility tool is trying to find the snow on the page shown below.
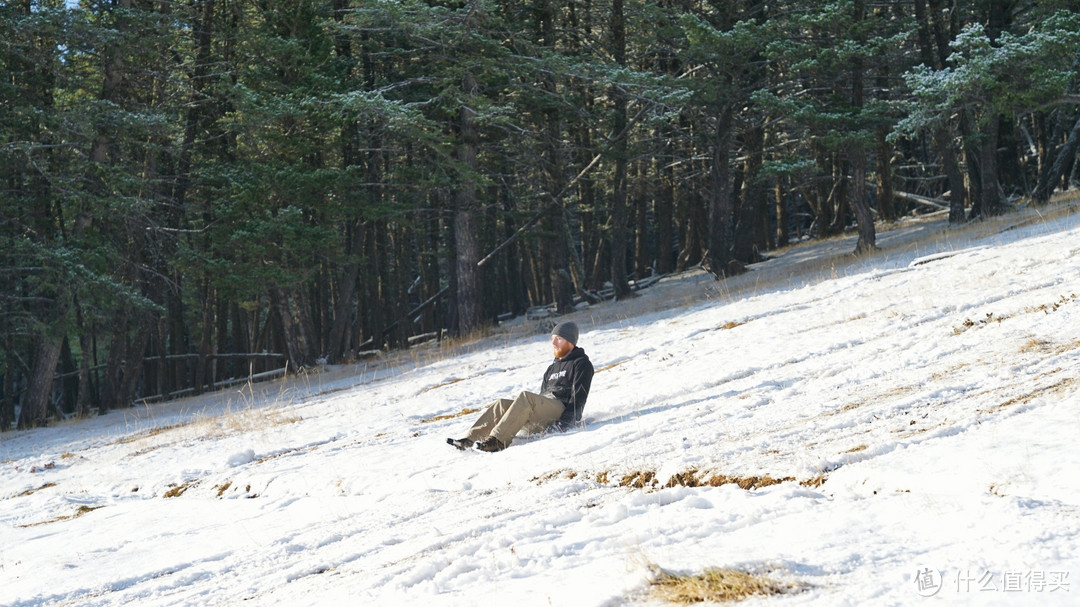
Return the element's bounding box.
[3,202,1080,606]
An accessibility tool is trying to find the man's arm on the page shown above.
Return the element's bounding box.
[559,359,594,425]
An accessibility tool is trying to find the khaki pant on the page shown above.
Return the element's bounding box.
[465,391,565,446]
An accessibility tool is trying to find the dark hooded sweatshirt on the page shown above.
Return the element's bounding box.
[539,346,594,428]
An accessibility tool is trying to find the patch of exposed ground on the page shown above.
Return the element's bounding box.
[953,294,1077,335]
[646,563,808,604]
[531,467,826,492]
[421,407,480,423]
[18,504,104,528]
[14,482,57,498]
[980,375,1079,415]
[163,481,195,498]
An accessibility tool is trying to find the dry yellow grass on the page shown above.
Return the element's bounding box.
[16,482,57,497]
[529,466,826,491]
[163,482,193,498]
[420,407,480,423]
[120,405,302,457]
[18,504,103,528]
[649,564,801,603]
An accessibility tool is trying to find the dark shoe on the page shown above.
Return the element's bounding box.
[474,436,507,452]
[447,437,473,450]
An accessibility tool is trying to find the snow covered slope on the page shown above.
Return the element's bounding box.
[3,203,1079,606]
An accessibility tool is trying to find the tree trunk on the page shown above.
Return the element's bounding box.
[677,143,706,271]
[1034,112,1080,204]
[230,302,249,373]
[734,123,766,263]
[706,107,735,277]
[1,349,14,430]
[656,130,675,274]
[850,0,877,255]
[978,118,1003,216]
[295,286,319,361]
[18,334,63,429]
[774,176,788,248]
[325,0,360,359]
[851,156,876,254]
[966,135,984,218]
[610,139,632,295]
[327,255,360,362]
[99,312,127,411]
[454,75,483,335]
[118,313,154,406]
[634,160,651,277]
[576,124,601,290]
[608,0,634,299]
[941,128,968,223]
[194,280,213,395]
[75,305,93,417]
[915,0,968,222]
[875,128,897,221]
[549,214,575,314]
[808,145,837,236]
[363,221,385,346]
[270,287,304,371]
[977,0,1009,216]
[559,207,591,304]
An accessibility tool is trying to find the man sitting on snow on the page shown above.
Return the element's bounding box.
[447,321,594,453]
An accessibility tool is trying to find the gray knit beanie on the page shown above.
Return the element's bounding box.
[551,321,579,346]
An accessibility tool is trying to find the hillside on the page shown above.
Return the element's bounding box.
[2,199,1080,606]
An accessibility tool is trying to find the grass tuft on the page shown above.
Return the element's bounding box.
[421,407,480,423]
[649,564,801,603]
[704,474,793,490]
[18,504,104,528]
[163,482,193,498]
[620,470,657,489]
[16,482,58,497]
[528,466,827,491]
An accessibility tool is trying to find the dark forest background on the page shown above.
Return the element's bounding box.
[3,0,1079,430]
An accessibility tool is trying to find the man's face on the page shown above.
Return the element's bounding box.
[551,334,574,359]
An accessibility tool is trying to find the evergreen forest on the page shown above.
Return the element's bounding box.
[3,0,1079,430]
